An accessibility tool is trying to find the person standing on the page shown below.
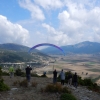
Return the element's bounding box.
[25,65,32,82]
[60,69,65,85]
[73,72,78,88]
[67,71,72,86]
[9,65,14,78]
[53,69,57,84]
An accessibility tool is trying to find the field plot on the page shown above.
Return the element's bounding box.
[34,54,100,85]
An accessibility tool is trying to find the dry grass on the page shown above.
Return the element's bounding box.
[31,81,38,87]
[34,54,100,85]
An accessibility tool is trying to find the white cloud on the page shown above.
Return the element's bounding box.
[17,0,100,46]
[34,0,63,10]
[0,15,30,46]
[19,0,45,21]
[57,1,100,44]
[42,23,69,45]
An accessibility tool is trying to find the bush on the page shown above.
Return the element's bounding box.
[15,68,25,76]
[31,81,38,87]
[83,78,93,86]
[62,87,71,94]
[19,79,28,87]
[45,83,62,93]
[2,71,9,76]
[60,93,77,100]
[45,83,71,93]
[41,74,47,77]
[0,67,10,91]
[31,73,39,77]
[13,80,20,86]
[0,79,10,91]
[77,76,94,86]
[88,83,100,92]
[0,67,2,78]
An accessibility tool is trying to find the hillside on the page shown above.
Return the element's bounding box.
[0,43,52,63]
[1,76,100,100]
[41,41,100,55]
[0,43,30,52]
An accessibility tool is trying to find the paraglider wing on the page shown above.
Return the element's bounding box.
[29,43,65,55]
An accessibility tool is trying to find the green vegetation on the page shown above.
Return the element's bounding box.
[0,51,21,62]
[15,68,40,77]
[60,93,77,100]
[78,76,100,93]
[92,76,100,83]
[45,83,71,93]
[15,68,25,76]
[78,77,93,86]
[57,71,100,93]
[0,67,10,91]
[2,71,9,76]
[13,79,38,88]
[40,74,47,77]
[31,81,38,87]
[87,69,100,72]
[31,73,40,77]
[44,83,77,100]
[0,79,10,91]
[87,83,100,93]
[0,48,51,63]
[40,72,47,77]
[13,80,20,86]
[0,67,2,78]
[86,62,95,65]
[19,79,28,87]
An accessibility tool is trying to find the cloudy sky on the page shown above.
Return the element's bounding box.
[0,0,100,48]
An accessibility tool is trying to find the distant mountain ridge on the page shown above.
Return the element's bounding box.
[0,43,30,52]
[0,41,100,55]
[41,41,100,55]
[0,43,51,63]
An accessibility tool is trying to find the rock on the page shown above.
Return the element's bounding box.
[11,88,18,91]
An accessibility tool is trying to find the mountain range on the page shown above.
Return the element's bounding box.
[0,41,100,57]
[0,41,100,62]
[41,41,100,55]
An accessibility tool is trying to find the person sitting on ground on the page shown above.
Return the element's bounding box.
[25,65,32,82]
[43,71,46,76]
[60,69,65,85]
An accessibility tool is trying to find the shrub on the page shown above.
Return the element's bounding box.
[15,68,25,76]
[0,67,2,78]
[88,83,100,92]
[62,87,71,94]
[2,71,9,76]
[45,83,62,93]
[31,81,38,87]
[31,73,39,77]
[41,74,47,77]
[83,78,93,86]
[0,79,10,91]
[0,67,10,91]
[77,76,94,86]
[45,83,71,93]
[60,93,77,100]
[19,79,28,87]
[13,80,20,86]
